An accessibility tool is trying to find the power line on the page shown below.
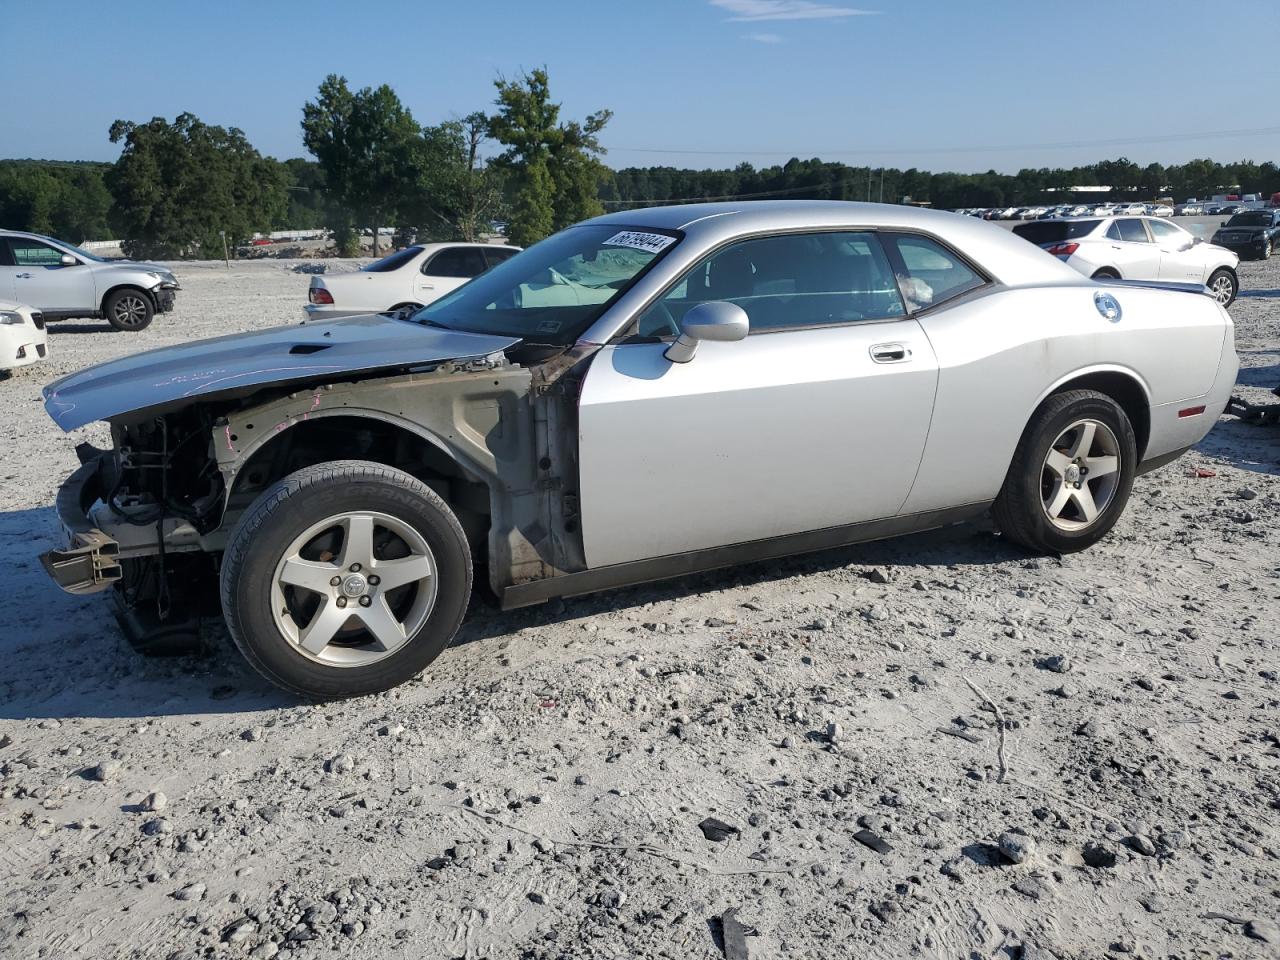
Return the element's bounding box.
[600,180,860,207]
[605,124,1280,159]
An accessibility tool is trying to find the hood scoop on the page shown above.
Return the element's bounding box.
[289,343,332,355]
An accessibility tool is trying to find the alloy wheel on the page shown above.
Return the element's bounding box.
[269,511,438,667]
[113,294,150,327]
[1040,419,1122,532]
[1210,275,1235,304]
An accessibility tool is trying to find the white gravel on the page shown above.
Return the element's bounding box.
[1,254,1278,959]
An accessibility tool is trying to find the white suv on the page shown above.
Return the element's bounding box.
[0,231,179,331]
[1013,216,1240,305]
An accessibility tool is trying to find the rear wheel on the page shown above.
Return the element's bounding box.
[993,390,1137,554]
[1207,268,1237,307]
[220,461,472,699]
[1091,268,1120,281]
[104,288,154,331]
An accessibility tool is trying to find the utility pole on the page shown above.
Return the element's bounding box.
[220,230,229,270]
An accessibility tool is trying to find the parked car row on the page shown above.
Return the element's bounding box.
[955,203,1177,220]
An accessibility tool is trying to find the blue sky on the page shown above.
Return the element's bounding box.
[6,0,1277,173]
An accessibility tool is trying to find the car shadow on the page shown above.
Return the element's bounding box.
[0,501,1015,722]
[454,516,1018,648]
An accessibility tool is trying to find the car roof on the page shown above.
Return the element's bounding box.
[585,199,1082,287]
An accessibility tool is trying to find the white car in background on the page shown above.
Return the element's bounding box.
[0,302,47,374]
[1014,216,1240,305]
[304,243,521,321]
[1149,204,1174,217]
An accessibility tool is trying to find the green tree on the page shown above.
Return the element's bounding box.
[106,114,287,259]
[302,75,424,256]
[488,68,611,246]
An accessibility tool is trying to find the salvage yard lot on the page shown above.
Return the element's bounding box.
[1,255,1278,959]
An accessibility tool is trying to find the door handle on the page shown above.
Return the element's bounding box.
[418,283,435,289]
[870,343,911,363]
[16,272,32,279]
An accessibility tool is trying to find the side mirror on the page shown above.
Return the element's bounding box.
[664,301,749,364]
[60,253,76,266]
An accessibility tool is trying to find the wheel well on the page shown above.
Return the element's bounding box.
[100,283,155,315]
[1050,373,1150,457]
[225,415,492,553]
[1091,267,1121,279]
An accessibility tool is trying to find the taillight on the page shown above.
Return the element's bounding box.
[309,287,334,305]
[1046,242,1079,256]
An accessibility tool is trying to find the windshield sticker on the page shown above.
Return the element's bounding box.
[602,231,676,255]
[536,319,562,334]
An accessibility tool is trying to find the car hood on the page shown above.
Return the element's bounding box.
[43,313,520,431]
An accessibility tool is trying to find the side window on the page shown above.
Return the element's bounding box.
[884,234,985,311]
[1114,218,1149,243]
[0,240,15,267]
[9,238,65,266]
[632,231,905,337]
[424,247,487,278]
[483,247,518,269]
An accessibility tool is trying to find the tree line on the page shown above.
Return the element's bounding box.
[1,67,1277,258]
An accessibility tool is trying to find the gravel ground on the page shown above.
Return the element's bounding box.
[1,254,1278,960]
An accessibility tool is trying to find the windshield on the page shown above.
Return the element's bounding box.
[37,234,107,262]
[414,224,680,344]
[1225,213,1269,227]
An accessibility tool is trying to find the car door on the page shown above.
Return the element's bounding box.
[576,230,941,569]
[1146,217,1206,282]
[7,236,96,312]
[418,247,488,304]
[1103,218,1161,279]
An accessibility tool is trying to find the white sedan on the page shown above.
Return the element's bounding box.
[0,301,47,374]
[304,242,521,321]
[1013,216,1240,305]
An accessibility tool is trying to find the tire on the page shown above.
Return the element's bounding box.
[992,390,1137,555]
[1207,268,1237,307]
[1091,268,1120,280]
[220,460,472,699]
[104,288,154,331]
[1263,240,1273,261]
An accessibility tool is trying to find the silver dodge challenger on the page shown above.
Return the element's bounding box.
[40,201,1238,698]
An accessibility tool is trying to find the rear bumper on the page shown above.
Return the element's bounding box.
[39,458,122,595]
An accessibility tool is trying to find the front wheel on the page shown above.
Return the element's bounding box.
[1207,268,1237,307]
[220,461,472,698]
[992,390,1137,554]
[104,289,154,331]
